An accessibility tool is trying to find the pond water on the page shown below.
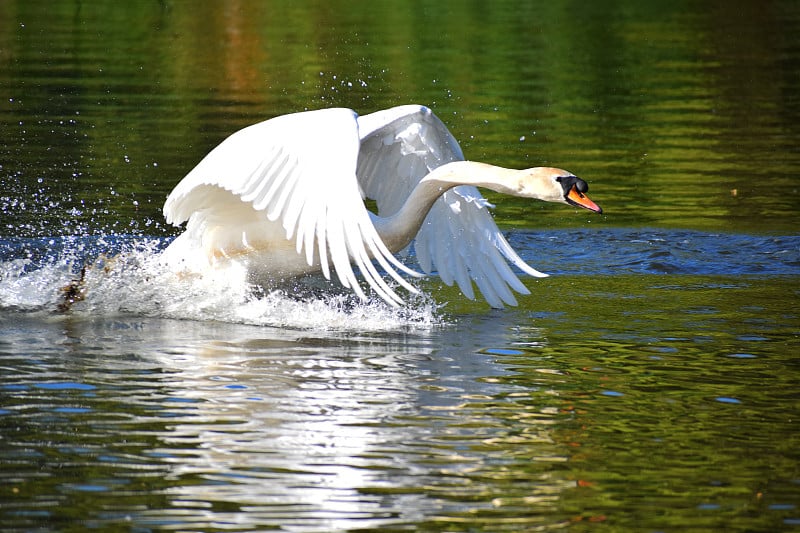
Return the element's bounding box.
[1,1,799,531]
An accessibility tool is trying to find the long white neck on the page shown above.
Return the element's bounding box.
[371,161,526,253]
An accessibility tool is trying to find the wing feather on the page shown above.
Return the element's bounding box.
[163,108,418,305]
[162,104,542,308]
[356,105,542,307]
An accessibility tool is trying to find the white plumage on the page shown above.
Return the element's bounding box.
[162,105,602,308]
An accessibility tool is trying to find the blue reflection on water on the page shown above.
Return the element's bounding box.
[34,382,97,391]
[715,397,743,404]
[511,228,800,277]
[2,228,799,283]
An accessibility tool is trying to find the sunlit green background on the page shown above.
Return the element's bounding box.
[2,0,798,237]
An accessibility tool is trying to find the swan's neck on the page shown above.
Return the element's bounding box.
[372,161,521,253]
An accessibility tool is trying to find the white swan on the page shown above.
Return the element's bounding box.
[162,105,602,308]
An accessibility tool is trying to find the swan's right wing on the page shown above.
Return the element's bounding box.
[163,108,419,306]
[356,105,547,308]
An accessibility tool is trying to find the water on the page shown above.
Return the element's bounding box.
[2,1,800,531]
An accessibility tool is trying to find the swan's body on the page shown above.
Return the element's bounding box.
[162,105,601,307]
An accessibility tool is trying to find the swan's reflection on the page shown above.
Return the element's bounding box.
[123,316,554,530]
[0,309,559,530]
[156,328,426,519]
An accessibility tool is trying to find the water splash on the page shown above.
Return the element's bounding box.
[0,235,441,331]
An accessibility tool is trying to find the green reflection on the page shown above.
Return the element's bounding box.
[1,0,799,236]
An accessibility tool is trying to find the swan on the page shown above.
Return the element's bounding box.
[162,105,602,308]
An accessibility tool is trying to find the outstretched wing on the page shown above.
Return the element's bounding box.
[163,108,419,306]
[356,105,547,308]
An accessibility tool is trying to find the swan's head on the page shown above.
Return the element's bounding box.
[521,167,602,214]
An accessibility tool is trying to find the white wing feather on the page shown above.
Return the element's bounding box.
[357,105,547,308]
[163,108,419,306]
[162,105,544,308]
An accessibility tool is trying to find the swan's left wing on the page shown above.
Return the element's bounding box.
[163,108,419,306]
[356,105,547,308]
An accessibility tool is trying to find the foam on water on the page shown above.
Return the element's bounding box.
[0,236,442,331]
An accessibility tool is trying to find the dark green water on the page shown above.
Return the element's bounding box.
[1,1,799,531]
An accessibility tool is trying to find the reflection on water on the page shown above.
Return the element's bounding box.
[0,313,556,530]
[1,229,799,530]
[1,0,799,530]
[1,273,799,530]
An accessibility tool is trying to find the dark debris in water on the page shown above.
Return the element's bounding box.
[58,265,87,312]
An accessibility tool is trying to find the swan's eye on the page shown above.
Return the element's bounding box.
[556,175,588,196]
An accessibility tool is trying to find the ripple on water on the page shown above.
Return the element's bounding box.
[512,229,800,277]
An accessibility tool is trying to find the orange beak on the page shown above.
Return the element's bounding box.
[567,185,602,214]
